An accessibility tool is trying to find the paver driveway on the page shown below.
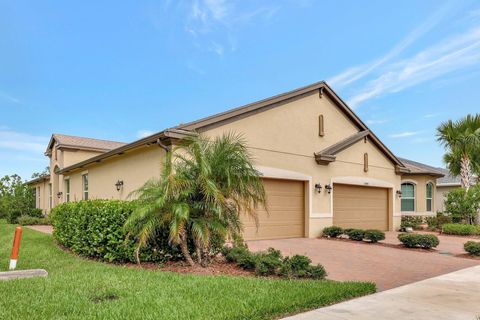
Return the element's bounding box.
[247,237,480,291]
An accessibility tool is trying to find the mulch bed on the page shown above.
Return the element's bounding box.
[160,258,254,277]
[455,253,480,260]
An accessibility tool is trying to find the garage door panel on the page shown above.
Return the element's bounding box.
[333,184,389,231]
[241,178,305,240]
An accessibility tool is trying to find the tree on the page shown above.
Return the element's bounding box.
[0,174,39,222]
[31,167,50,179]
[437,114,480,190]
[444,185,480,224]
[125,133,267,266]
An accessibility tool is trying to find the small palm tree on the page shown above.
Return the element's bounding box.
[125,133,266,266]
[437,114,480,190]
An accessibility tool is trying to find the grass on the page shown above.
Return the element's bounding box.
[0,220,375,320]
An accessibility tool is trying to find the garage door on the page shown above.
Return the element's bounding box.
[333,183,389,230]
[242,178,305,240]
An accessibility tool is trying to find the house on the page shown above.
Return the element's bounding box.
[28,81,445,240]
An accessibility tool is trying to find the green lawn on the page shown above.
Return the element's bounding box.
[0,221,375,320]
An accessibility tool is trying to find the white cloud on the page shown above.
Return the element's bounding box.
[0,129,49,153]
[346,25,480,108]
[0,91,20,104]
[388,131,422,138]
[328,2,453,88]
[137,130,155,138]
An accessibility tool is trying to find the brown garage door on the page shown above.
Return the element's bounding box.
[242,178,305,240]
[333,183,389,230]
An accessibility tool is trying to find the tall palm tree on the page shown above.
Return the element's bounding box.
[125,133,267,266]
[437,114,480,190]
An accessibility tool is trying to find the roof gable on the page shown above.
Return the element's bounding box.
[46,134,127,155]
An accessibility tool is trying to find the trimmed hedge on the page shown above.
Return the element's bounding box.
[442,223,480,236]
[221,246,327,279]
[345,229,365,241]
[400,216,424,230]
[425,213,452,230]
[464,241,480,256]
[398,233,439,249]
[322,226,343,238]
[50,200,183,263]
[364,229,385,243]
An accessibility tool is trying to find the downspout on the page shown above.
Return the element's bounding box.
[156,138,171,152]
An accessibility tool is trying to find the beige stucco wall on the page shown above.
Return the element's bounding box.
[436,185,460,212]
[61,146,165,203]
[401,175,438,216]
[202,92,402,235]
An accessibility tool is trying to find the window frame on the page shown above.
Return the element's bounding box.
[401,182,416,212]
[49,183,53,209]
[82,174,89,200]
[426,182,434,212]
[65,178,70,202]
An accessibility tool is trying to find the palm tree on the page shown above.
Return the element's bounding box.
[437,114,480,190]
[125,133,267,266]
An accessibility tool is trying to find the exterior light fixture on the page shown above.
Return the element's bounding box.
[396,190,402,198]
[314,183,322,193]
[324,184,333,194]
[57,192,63,199]
[115,180,124,191]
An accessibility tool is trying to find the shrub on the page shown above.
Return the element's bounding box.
[400,216,423,230]
[307,264,327,279]
[444,186,480,224]
[442,223,480,236]
[426,213,452,230]
[17,215,50,226]
[364,230,385,243]
[50,200,183,263]
[464,241,480,256]
[398,233,439,249]
[322,226,343,238]
[222,246,327,279]
[346,229,365,241]
[280,255,312,278]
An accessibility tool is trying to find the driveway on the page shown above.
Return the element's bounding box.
[247,235,480,291]
[282,265,480,320]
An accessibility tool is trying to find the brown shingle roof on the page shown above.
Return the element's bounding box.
[46,134,126,154]
[398,158,444,177]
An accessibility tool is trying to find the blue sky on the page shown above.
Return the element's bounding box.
[2,0,480,179]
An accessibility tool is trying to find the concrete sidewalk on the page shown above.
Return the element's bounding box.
[283,265,480,320]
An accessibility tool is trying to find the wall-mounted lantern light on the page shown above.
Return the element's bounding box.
[57,192,63,199]
[396,190,402,198]
[314,183,322,193]
[324,184,333,194]
[115,180,124,191]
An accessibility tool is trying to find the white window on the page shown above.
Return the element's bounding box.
[65,178,70,202]
[426,182,433,212]
[82,174,88,200]
[401,183,415,212]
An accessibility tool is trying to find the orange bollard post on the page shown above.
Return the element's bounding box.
[9,227,22,270]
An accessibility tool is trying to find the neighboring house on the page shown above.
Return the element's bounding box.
[435,168,462,212]
[27,81,444,239]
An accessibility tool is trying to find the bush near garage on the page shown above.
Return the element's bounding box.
[464,241,480,256]
[400,216,424,230]
[398,233,439,249]
[322,226,343,238]
[442,223,480,236]
[364,229,385,243]
[221,246,327,279]
[345,229,365,241]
